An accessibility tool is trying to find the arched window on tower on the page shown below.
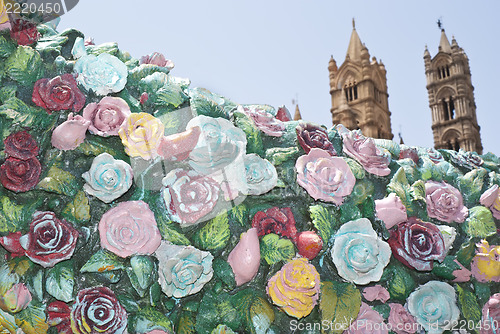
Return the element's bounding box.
[441,96,456,121]
[344,82,358,102]
[446,65,450,77]
[442,98,449,121]
[449,97,455,119]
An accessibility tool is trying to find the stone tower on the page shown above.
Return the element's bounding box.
[329,20,393,139]
[424,29,482,154]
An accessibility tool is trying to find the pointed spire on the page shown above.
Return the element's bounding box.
[438,29,452,53]
[424,44,430,57]
[346,18,363,61]
[293,104,302,121]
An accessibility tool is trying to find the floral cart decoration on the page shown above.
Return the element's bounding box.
[0,18,499,334]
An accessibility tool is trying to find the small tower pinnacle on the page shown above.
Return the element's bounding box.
[352,18,355,29]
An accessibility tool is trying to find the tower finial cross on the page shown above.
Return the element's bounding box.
[352,18,355,29]
[437,18,443,30]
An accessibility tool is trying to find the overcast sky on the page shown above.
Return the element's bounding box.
[58,0,500,155]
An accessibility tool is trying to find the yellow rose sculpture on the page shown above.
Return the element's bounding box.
[118,112,164,160]
[472,240,500,282]
[266,257,320,319]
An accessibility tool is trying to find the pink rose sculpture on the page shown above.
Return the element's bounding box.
[375,193,408,229]
[161,169,220,227]
[337,125,391,176]
[0,283,31,313]
[480,184,500,220]
[425,181,468,223]
[480,293,500,334]
[227,228,261,286]
[99,201,162,258]
[363,285,390,303]
[238,105,285,137]
[295,148,355,204]
[82,96,131,137]
[157,126,201,161]
[388,303,417,334]
[51,113,91,151]
[140,51,174,70]
[346,302,388,334]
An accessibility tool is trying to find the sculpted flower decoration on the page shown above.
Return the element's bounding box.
[140,51,174,70]
[99,201,161,258]
[51,113,91,151]
[119,112,164,160]
[425,181,468,223]
[448,149,483,169]
[239,105,285,137]
[155,242,214,298]
[186,115,246,175]
[388,217,446,271]
[296,122,337,156]
[83,153,133,203]
[471,240,500,283]
[74,53,128,95]
[295,148,355,204]
[480,293,500,334]
[70,286,127,334]
[3,131,38,160]
[10,19,40,45]
[375,193,408,229]
[251,207,298,240]
[388,303,417,334]
[337,125,391,176]
[161,168,220,227]
[266,257,320,319]
[0,283,31,313]
[19,212,79,268]
[0,156,41,193]
[32,74,85,113]
[407,281,460,334]
[346,303,387,334]
[243,154,277,195]
[480,184,500,220]
[331,218,391,285]
[82,96,131,137]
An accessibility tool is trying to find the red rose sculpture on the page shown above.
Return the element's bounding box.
[251,207,298,240]
[19,212,79,268]
[388,217,446,271]
[47,301,72,334]
[0,156,41,192]
[70,286,127,334]
[4,131,38,159]
[296,122,337,156]
[10,19,40,45]
[32,74,86,113]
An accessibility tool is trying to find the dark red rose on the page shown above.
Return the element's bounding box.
[10,19,40,45]
[296,122,337,156]
[70,286,127,334]
[4,131,38,160]
[19,212,79,268]
[276,105,292,122]
[388,217,446,271]
[399,146,419,164]
[0,156,41,192]
[32,74,86,113]
[47,301,72,334]
[252,207,298,240]
[0,232,25,258]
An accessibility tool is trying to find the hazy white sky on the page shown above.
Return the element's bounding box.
[58,0,500,155]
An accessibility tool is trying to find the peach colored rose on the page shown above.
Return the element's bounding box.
[346,303,387,334]
[0,283,31,313]
[425,181,468,223]
[480,184,500,220]
[387,303,417,334]
[51,113,90,151]
[363,285,390,303]
[375,193,407,229]
[83,97,131,137]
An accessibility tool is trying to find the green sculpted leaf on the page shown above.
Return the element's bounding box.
[211,325,237,334]
[15,304,48,334]
[196,291,241,333]
[26,270,43,302]
[212,258,236,290]
[5,46,43,85]
[265,147,300,166]
[386,265,416,301]
[157,219,191,246]
[80,249,125,273]
[456,241,476,266]
[193,213,230,251]
[76,135,129,162]
[247,296,275,334]
[156,80,188,108]
[309,205,339,246]
[62,191,90,224]
[458,168,487,205]
[0,196,39,233]
[233,111,264,154]
[260,233,295,265]
[45,261,74,302]
[350,179,374,205]
[129,307,174,334]
[177,311,197,334]
[320,281,361,334]
[127,255,155,297]
[36,165,78,196]
[456,284,481,329]
[431,256,462,280]
[410,180,426,201]
[0,85,17,103]
[228,204,248,226]
[190,94,228,119]
[387,167,413,215]
[0,308,17,333]
[340,201,362,223]
[462,206,496,238]
[0,35,16,58]
[344,157,365,179]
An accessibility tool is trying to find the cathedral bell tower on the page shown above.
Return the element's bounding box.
[424,29,482,154]
[329,20,393,139]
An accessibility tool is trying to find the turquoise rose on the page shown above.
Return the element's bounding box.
[407,281,460,334]
[186,115,247,175]
[243,154,277,195]
[331,218,391,285]
[74,53,128,95]
[82,153,133,203]
[155,242,214,298]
